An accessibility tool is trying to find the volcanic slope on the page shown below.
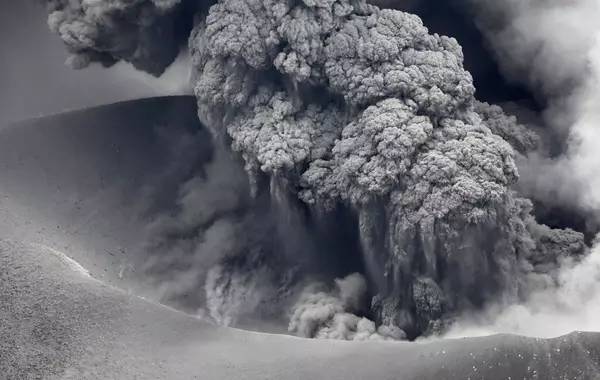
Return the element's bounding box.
[2,240,600,379]
[0,96,212,288]
[1,97,600,379]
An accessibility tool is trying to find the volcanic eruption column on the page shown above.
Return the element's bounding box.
[43,0,586,339]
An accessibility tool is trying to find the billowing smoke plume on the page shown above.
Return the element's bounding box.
[44,0,200,75]
[464,0,600,218]
[42,0,592,339]
[289,273,405,340]
[187,0,587,338]
[390,0,600,339]
[443,236,600,339]
[134,144,302,326]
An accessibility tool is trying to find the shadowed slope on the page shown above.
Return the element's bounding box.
[0,96,212,288]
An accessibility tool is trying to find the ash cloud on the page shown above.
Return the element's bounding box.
[0,1,195,125]
[41,0,595,340]
[443,237,600,339]
[289,273,405,341]
[463,0,600,221]
[45,0,199,75]
[188,0,585,338]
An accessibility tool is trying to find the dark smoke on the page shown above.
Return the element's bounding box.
[41,0,592,340]
[371,0,540,107]
[44,0,212,74]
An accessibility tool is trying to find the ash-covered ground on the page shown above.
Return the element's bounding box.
[3,239,600,379]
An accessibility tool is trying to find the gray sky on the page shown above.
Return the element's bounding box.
[0,1,191,125]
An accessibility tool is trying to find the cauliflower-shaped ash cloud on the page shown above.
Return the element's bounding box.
[44,0,197,75]
[475,101,539,155]
[300,98,434,205]
[299,98,518,214]
[227,93,343,174]
[43,0,588,339]
[190,0,477,172]
[324,9,474,112]
[188,0,584,337]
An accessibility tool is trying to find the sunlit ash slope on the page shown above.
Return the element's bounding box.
[1,97,600,379]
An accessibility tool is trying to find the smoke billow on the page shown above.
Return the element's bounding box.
[289,273,405,341]
[45,0,200,75]
[442,237,600,339]
[134,143,301,325]
[41,0,597,340]
[463,0,600,219]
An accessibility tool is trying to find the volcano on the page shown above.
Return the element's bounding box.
[2,97,600,379]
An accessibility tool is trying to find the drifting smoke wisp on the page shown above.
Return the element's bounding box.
[443,237,600,339]
[41,0,598,340]
[568,36,600,211]
[466,0,600,216]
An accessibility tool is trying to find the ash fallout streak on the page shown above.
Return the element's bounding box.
[41,0,598,340]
